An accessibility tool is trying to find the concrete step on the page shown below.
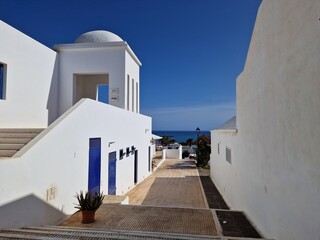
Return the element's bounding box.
[0,149,18,157]
[0,226,272,239]
[0,138,33,144]
[0,144,25,150]
[0,227,221,240]
[0,132,39,138]
[0,226,222,240]
[0,129,44,157]
[0,129,43,134]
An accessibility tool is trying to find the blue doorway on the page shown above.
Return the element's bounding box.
[88,138,101,194]
[108,151,117,195]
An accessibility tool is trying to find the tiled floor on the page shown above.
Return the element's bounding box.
[60,204,217,236]
[60,158,217,236]
[126,158,206,208]
[200,176,229,209]
[60,158,264,239]
[216,210,261,238]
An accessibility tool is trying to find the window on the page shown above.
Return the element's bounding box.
[218,143,220,154]
[132,78,134,112]
[0,63,6,100]
[127,75,130,110]
[226,147,231,164]
[97,85,109,104]
[136,82,139,113]
[120,149,124,160]
[126,147,130,157]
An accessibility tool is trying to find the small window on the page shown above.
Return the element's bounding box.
[97,85,109,104]
[119,149,124,160]
[126,147,130,157]
[127,75,130,110]
[226,147,231,164]
[0,63,6,100]
[132,78,135,112]
[136,82,139,113]
[218,143,220,154]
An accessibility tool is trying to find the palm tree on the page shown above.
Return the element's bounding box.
[160,136,175,146]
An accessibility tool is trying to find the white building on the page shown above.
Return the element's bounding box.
[210,1,320,240]
[0,21,153,228]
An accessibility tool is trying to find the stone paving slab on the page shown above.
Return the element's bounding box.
[60,204,217,236]
[126,159,206,208]
[216,210,261,238]
[200,176,229,209]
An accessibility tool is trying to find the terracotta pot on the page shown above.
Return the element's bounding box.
[81,210,96,223]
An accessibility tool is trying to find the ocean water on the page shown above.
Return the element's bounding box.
[152,130,210,143]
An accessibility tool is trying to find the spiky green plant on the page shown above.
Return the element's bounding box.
[74,191,104,211]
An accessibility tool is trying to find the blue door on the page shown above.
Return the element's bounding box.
[88,138,101,194]
[108,151,117,195]
[134,150,138,184]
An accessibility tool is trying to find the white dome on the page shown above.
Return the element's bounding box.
[75,30,123,43]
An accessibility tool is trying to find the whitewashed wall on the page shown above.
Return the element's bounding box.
[210,1,320,240]
[0,99,152,229]
[164,146,182,159]
[56,45,126,115]
[210,131,238,209]
[0,21,59,127]
[125,50,140,113]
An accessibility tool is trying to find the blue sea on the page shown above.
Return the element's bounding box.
[152,130,210,143]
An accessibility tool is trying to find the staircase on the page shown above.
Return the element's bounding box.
[0,129,44,158]
[0,226,223,240]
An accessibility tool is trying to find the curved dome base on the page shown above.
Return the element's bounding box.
[75,30,123,44]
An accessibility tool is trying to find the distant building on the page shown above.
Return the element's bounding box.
[0,21,153,228]
[210,1,320,240]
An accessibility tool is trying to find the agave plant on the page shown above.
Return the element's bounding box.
[74,191,104,211]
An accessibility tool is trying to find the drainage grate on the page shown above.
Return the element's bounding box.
[216,210,262,238]
[200,176,229,209]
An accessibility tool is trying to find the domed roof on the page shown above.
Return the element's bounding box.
[75,30,123,44]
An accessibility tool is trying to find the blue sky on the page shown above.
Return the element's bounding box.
[0,0,261,131]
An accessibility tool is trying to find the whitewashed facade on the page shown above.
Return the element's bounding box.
[0,21,153,228]
[210,1,320,240]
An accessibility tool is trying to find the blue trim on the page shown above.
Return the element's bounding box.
[88,138,101,194]
[98,85,109,104]
[108,151,117,195]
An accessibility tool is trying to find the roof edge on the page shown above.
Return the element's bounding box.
[53,41,141,66]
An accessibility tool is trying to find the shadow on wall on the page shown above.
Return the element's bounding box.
[46,57,59,126]
[0,194,66,229]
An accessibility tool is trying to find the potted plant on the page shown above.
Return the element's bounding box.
[74,191,104,223]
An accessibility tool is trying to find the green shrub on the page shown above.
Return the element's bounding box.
[74,191,104,211]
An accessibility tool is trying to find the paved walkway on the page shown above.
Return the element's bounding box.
[61,158,217,236]
[59,158,265,239]
[60,204,216,236]
[126,158,207,208]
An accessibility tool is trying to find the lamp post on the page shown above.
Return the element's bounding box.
[196,127,200,165]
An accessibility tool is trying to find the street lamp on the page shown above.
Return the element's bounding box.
[196,127,200,136]
[196,127,200,165]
